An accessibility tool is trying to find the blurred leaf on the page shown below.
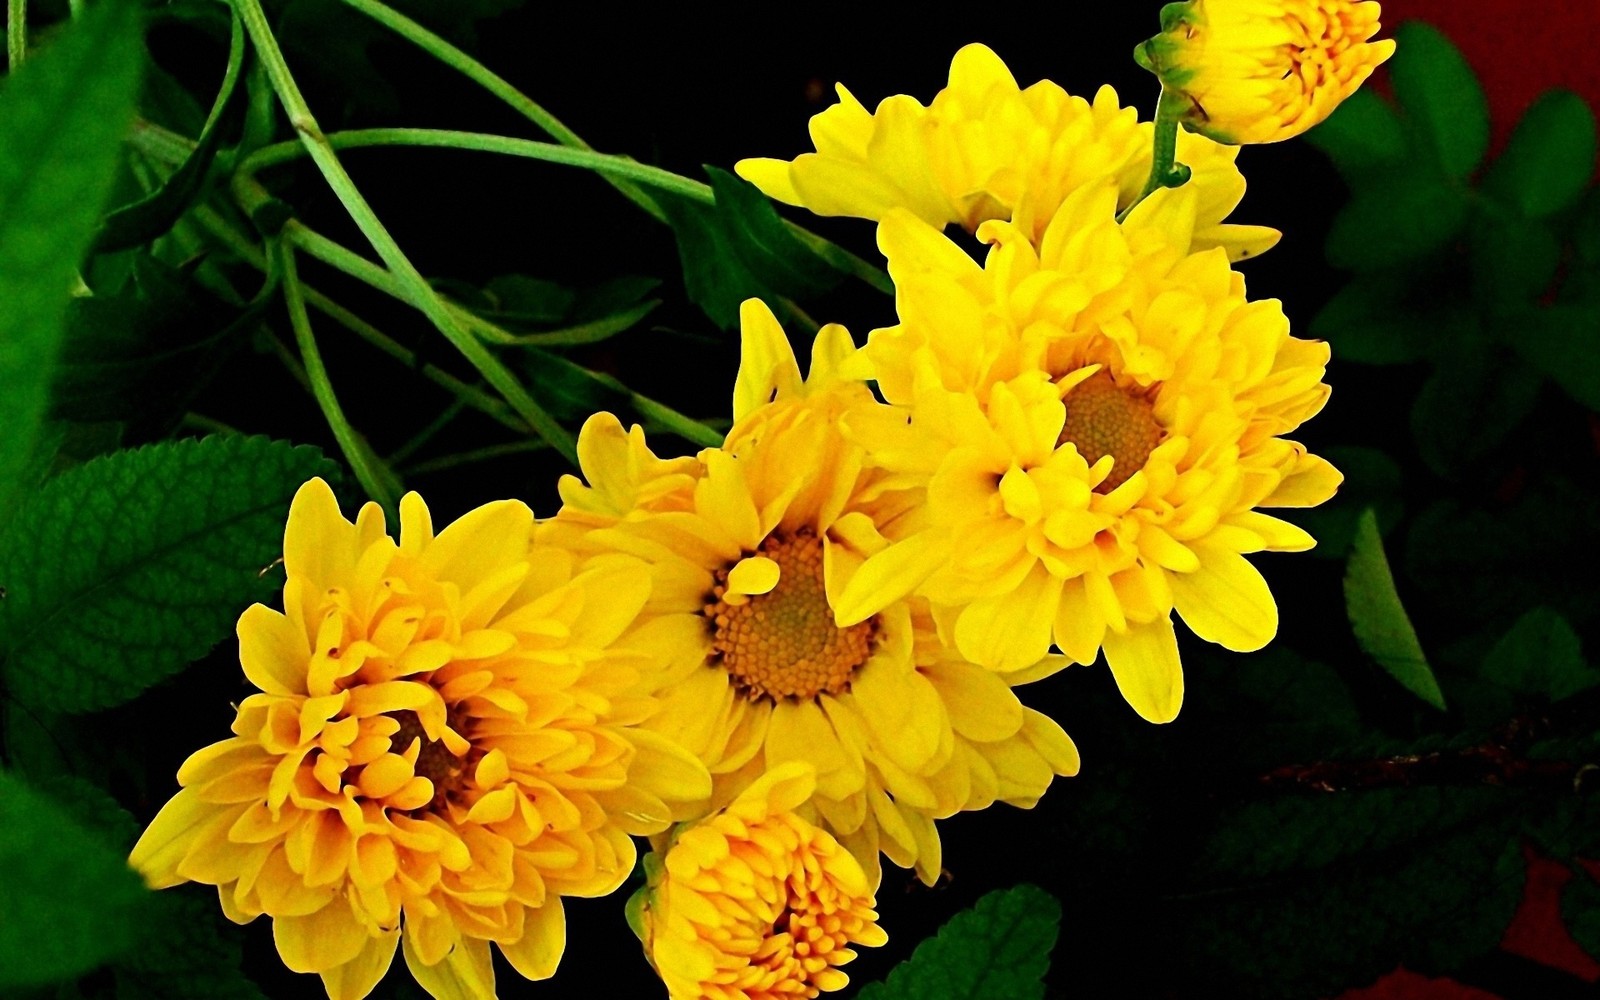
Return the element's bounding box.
[1480,607,1596,703]
[1389,21,1490,179]
[113,890,266,1000]
[481,274,577,324]
[524,347,631,420]
[1326,167,1469,271]
[0,770,150,989]
[1279,446,1401,560]
[42,776,140,851]
[1183,784,1525,995]
[52,256,251,430]
[1482,90,1598,219]
[0,436,338,713]
[1406,476,1600,633]
[1505,304,1600,412]
[1564,867,1600,961]
[1304,88,1407,179]
[1410,343,1542,478]
[1469,214,1561,309]
[855,884,1060,1000]
[1345,508,1445,710]
[0,0,145,523]
[1190,649,1362,766]
[1311,270,1470,364]
[95,10,246,252]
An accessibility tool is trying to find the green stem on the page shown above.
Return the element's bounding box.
[240,127,893,295]
[404,439,550,476]
[229,0,578,464]
[276,241,399,508]
[181,412,242,435]
[6,0,23,71]
[333,0,666,222]
[1119,90,1192,222]
[387,398,467,466]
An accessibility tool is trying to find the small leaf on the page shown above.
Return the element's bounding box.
[1410,342,1543,478]
[1469,214,1562,308]
[1506,304,1600,412]
[0,436,338,713]
[1345,508,1446,710]
[1310,271,1471,364]
[0,0,145,521]
[1326,168,1469,271]
[1389,21,1491,179]
[854,885,1061,1000]
[1482,90,1599,219]
[0,770,150,989]
[1304,88,1408,178]
[1481,607,1596,703]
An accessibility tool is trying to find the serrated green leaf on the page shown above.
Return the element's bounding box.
[0,770,150,989]
[42,776,140,851]
[1410,342,1542,478]
[1326,168,1469,271]
[1279,446,1402,560]
[1482,607,1596,702]
[1389,21,1490,179]
[1304,88,1407,178]
[1505,304,1600,412]
[1345,508,1445,710]
[113,890,267,1000]
[0,0,145,522]
[0,436,338,713]
[1482,90,1598,219]
[855,885,1060,1000]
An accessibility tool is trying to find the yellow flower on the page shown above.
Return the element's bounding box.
[636,763,887,999]
[129,479,710,1000]
[736,43,1279,262]
[1135,0,1396,144]
[544,299,1080,887]
[833,183,1340,724]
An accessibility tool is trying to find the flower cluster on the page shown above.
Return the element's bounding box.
[131,5,1386,997]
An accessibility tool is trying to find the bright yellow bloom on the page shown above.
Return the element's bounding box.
[833,183,1340,724]
[1135,0,1396,144]
[546,299,1080,886]
[636,763,887,999]
[736,43,1279,262]
[129,479,710,1000]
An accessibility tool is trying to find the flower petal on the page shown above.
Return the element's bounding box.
[1101,617,1184,723]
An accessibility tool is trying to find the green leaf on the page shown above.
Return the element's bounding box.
[1278,446,1402,561]
[1410,342,1542,478]
[113,890,267,1000]
[855,885,1061,1000]
[1325,168,1469,271]
[1310,271,1470,364]
[1563,867,1600,961]
[1304,88,1408,179]
[1389,21,1490,179]
[0,0,145,522]
[0,436,338,713]
[1481,607,1597,703]
[1482,90,1599,219]
[0,770,150,989]
[1469,213,1562,308]
[1506,304,1600,412]
[1344,508,1445,710]
[1190,648,1363,766]
[1183,784,1526,994]
[94,9,246,253]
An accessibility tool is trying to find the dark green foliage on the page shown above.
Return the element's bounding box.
[0,771,151,989]
[1481,90,1598,219]
[113,891,268,1000]
[0,436,337,712]
[1564,869,1600,963]
[1345,509,1445,710]
[1387,22,1490,179]
[0,0,145,521]
[854,885,1061,1000]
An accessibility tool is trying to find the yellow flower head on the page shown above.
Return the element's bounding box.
[129,479,710,1000]
[736,43,1279,262]
[834,184,1341,724]
[1135,0,1397,144]
[636,763,887,999]
[544,299,1080,887]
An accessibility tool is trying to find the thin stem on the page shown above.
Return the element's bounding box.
[229,0,578,463]
[404,439,550,477]
[67,0,83,17]
[387,397,467,466]
[181,412,242,435]
[276,240,399,508]
[6,0,24,71]
[333,0,666,222]
[1119,90,1193,223]
[260,326,313,393]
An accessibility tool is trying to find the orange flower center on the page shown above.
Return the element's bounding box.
[1059,371,1163,494]
[706,529,874,702]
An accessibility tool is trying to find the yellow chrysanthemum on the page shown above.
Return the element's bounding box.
[832,183,1341,724]
[1135,0,1396,144]
[736,43,1279,261]
[129,479,710,1000]
[545,299,1080,886]
[635,763,887,1000]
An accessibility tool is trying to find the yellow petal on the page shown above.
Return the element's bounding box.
[238,604,309,696]
[726,555,780,597]
[1101,617,1184,723]
[833,534,949,627]
[733,298,803,422]
[403,934,496,1000]
[499,898,565,982]
[320,929,399,1000]
[1170,547,1278,652]
[272,902,370,974]
[954,567,1060,673]
[128,787,212,888]
[922,659,1024,742]
[421,499,533,590]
